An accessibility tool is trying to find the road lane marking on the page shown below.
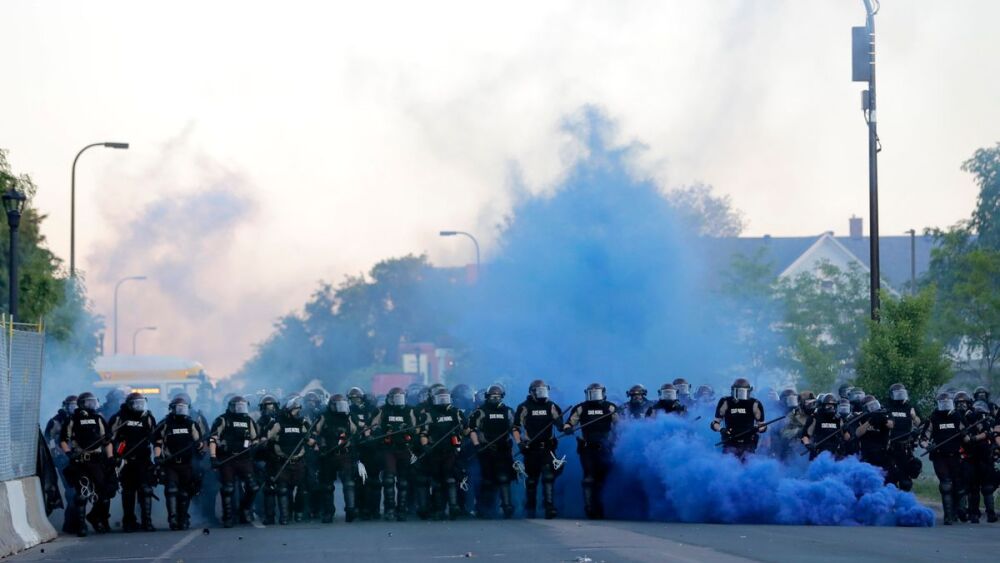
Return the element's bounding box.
[152,529,200,563]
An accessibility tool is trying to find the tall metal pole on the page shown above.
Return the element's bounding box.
[114,275,146,355]
[71,142,129,278]
[439,230,480,271]
[862,0,880,320]
[8,224,18,320]
[3,189,25,321]
[132,326,156,355]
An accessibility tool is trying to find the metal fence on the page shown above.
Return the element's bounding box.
[0,319,46,482]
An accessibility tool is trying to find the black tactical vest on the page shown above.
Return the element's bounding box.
[621,400,650,420]
[380,405,414,448]
[473,404,514,442]
[578,400,614,441]
[811,412,842,451]
[887,402,913,439]
[721,398,758,440]
[161,414,198,464]
[426,406,463,442]
[517,398,560,441]
[318,412,352,453]
[274,413,309,459]
[110,409,156,460]
[65,410,107,452]
[217,412,255,454]
[648,400,685,417]
[928,410,963,456]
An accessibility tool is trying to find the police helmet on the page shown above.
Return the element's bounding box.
[672,378,691,396]
[387,387,406,407]
[627,384,648,402]
[77,392,99,413]
[432,387,452,406]
[973,387,990,403]
[529,379,550,400]
[731,378,752,400]
[169,396,190,417]
[259,394,279,415]
[227,395,250,415]
[658,383,677,402]
[347,387,366,406]
[125,391,147,413]
[585,383,606,402]
[936,393,954,412]
[486,384,505,405]
[329,394,350,414]
[889,383,908,402]
[862,395,882,413]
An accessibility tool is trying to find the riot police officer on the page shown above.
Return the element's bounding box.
[711,378,765,460]
[154,396,203,530]
[776,390,811,459]
[801,394,846,459]
[620,384,652,419]
[59,392,115,536]
[348,387,381,520]
[673,378,693,408]
[417,387,467,520]
[451,384,476,413]
[301,391,325,519]
[964,400,999,523]
[855,395,893,475]
[109,392,158,532]
[254,394,280,524]
[921,393,969,525]
[208,395,260,528]
[173,391,214,524]
[468,385,515,519]
[972,387,999,418]
[265,396,312,524]
[45,395,79,534]
[99,388,127,422]
[645,383,686,417]
[693,384,715,406]
[371,387,417,521]
[312,394,359,523]
[885,383,922,492]
[563,383,618,519]
[513,379,563,519]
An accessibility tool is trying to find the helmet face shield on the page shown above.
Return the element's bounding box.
[532,385,550,400]
[659,388,677,401]
[231,400,249,415]
[65,402,77,415]
[785,394,799,408]
[333,399,350,414]
[837,401,851,416]
[891,389,908,402]
[128,397,147,412]
[388,393,405,407]
[937,398,954,412]
[973,400,990,414]
[733,387,749,401]
[675,383,690,395]
[173,403,190,417]
[586,387,605,402]
[81,397,99,412]
[433,393,452,406]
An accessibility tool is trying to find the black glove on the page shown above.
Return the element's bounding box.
[721,428,733,440]
[517,441,529,455]
[211,457,221,470]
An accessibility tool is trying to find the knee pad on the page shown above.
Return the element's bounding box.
[383,475,395,488]
[939,480,953,494]
[141,485,155,498]
[525,478,538,488]
[165,484,180,496]
[276,485,289,496]
[221,484,236,496]
[247,480,261,493]
[582,476,596,486]
[445,477,456,486]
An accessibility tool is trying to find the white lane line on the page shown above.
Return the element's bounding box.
[152,529,201,563]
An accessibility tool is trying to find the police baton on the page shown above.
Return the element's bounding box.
[714,414,787,447]
[564,409,617,435]
[472,429,515,455]
[157,437,209,465]
[267,432,313,483]
[117,417,169,462]
[888,420,929,445]
[798,412,866,456]
[512,409,569,462]
[354,423,421,446]
[411,422,463,465]
[920,418,986,458]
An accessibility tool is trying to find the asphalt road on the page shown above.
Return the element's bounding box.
[8,517,1000,563]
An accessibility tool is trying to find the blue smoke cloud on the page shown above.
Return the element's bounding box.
[452,107,934,527]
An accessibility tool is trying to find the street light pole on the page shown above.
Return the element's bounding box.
[114,275,147,355]
[906,229,916,295]
[2,188,27,321]
[71,141,129,278]
[132,326,156,355]
[439,230,480,271]
[854,0,880,321]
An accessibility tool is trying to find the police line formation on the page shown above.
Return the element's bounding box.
[44,377,1000,536]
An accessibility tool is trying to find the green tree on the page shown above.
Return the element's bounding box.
[777,261,870,391]
[719,247,783,385]
[964,142,1000,250]
[667,183,746,237]
[855,290,951,408]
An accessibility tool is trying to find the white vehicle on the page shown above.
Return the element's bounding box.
[93,355,213,405]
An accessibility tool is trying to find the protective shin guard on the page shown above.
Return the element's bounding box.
[140,494,156,531]
[122,490,139,532]
[524,480,538,514]
[262,491,276,525]
[499,482,513,519]
[344,483,357,522]
[984,489,997,522]
[294,490,309,523]
[582,481,597,519]
[277,492,291,525]
[165,493,179,530]
[76,497,89,537]
[941,486,955,525]
[395,485,408,521]
[321,487,335,523]
[177,492,191,530]
[382,476,396,519]
[447,481,460,520]
[542,482,557,519]
[221,491,236,528]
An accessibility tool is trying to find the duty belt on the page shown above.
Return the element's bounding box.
[76,449,103,461]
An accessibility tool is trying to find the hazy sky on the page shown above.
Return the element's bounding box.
[3,1,998,377]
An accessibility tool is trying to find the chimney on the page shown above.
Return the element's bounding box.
[849,216,863,239]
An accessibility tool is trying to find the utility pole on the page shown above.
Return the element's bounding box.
[854,0,881,320]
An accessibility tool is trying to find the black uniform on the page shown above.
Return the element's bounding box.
[564,400,618,519]
[963,409,998,523]
[714,397,764,459]
[108,407,158,531]
[922,410,967,524]
[885,400,921,492]
[513,397,563,519]
[154,413,202,530]
[802,411,844,459]
[45,409,78,533]
[351,401,382,519]
[209,412,260,527]
[620,399,652,420]
[645,399,686,418]
[265,411,312,524]
[856,409,893,475]
[254,410,279,524]
[469,402,516,518]
[371,404,417,520]
[417,404,467,520]
[60,409,114,535]
[312,409,359,523]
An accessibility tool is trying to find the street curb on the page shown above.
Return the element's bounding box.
[0,476,58,559]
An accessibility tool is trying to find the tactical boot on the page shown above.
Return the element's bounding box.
[221,493,236,528]
[525,483,538,519]
[499,483,514,519]
[177,494,191,530]
[76,500,89,537]
[321,493,335,524]
[122,491,139,533]
[542,482,557,519]
[140,495,157,531]
[262,493,276,525]
[984,493,997,523]
[344,485,358,522]
[395,488,408,522]
[582,484,596,519]
[166,494,179,531]
[293,490,308,522]
[277,494,291,526]
[942,493,955,525]
[447,483,460,520]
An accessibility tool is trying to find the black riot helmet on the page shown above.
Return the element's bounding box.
[838,384,853,400]
[820,394,838,414]
[837,398,852,417]
[126,391,147,413]
[973,400,991,415]
[406,384,424,406]
[329,394,350,414]
[227,395,250,415]
[303,391,323,411]
[672,378,691,396]
[347,387,366,407]
[658,383,677,402]
[889,383,908,403]
[694,385,714,402]
[954,391,972,412]
[862,395,882,414]
[169,396,190,417]
[627,384,648,403]
[799,391,817,415]
[847,387,866,404]
[973,387,990,403]
[779,389,799,409]
[432,387,452,407]
[731,378,752,401]
[529,379,550,401]
[62,394,79,414]
[386,387,406,407]
[936,392,954,412]
[259,394,279,416]
[452,383,474,403]
[283,395,304,419]
[585,383,606,402]
[486,384,505,406]
[105,388,127,408]
[77,392,99,413]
